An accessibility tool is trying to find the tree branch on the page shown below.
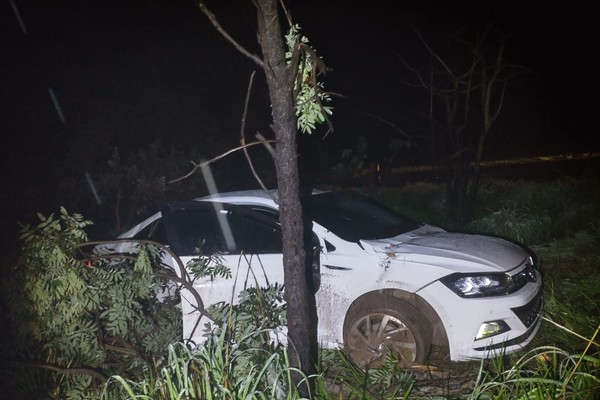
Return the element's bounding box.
[167,140,275,184]
[16,360,109,382]
[239,71,275,196]
[197,1,266,70]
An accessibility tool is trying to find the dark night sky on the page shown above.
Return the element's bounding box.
[2,1,598,155]
[1,0,599,244]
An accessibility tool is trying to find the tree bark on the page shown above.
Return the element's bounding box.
[254,0,318,386]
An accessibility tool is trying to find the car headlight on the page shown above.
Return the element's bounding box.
[441,272,516,298]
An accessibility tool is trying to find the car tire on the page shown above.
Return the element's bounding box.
[343,297,432,369]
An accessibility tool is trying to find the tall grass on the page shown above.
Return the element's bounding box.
[468,346,600,400]
[321,349,416,399]
[535,267,600,352]
[470,178,600,248]
[103,337,314,399]
[102,293,318,399]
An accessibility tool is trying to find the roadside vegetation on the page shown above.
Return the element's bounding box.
[1,176,598,399]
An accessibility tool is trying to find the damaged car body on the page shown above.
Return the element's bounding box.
[118,189,543,369]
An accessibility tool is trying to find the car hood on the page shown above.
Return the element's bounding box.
[360,225,527,272]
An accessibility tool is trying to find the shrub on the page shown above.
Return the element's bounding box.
[1,208,182,399]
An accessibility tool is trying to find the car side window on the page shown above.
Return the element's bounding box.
[160,208,224,256]
[227,211,282,254]
[161,204,282,256]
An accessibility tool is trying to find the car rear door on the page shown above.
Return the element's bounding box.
[160,201,286,343]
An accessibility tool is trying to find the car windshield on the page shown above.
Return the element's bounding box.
[305,191,421,242]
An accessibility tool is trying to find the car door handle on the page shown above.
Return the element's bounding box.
[323,264,352,271]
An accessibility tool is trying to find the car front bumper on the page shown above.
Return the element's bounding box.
[418,271,543,361]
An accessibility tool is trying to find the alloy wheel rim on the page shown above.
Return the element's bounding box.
[347,312,417,369]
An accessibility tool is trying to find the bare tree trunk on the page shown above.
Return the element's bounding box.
[198,0,321,390]
[254,0,318,388]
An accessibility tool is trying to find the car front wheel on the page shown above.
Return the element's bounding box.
[343,298,432,369]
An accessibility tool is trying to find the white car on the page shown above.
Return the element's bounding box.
[118,189,543,368]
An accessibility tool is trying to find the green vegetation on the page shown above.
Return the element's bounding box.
[1,177,599,399]
[0,208,183,399]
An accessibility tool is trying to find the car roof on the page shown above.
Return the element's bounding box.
[197,189,279,202]
[195,188,329,208]
[119,188,330,238]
